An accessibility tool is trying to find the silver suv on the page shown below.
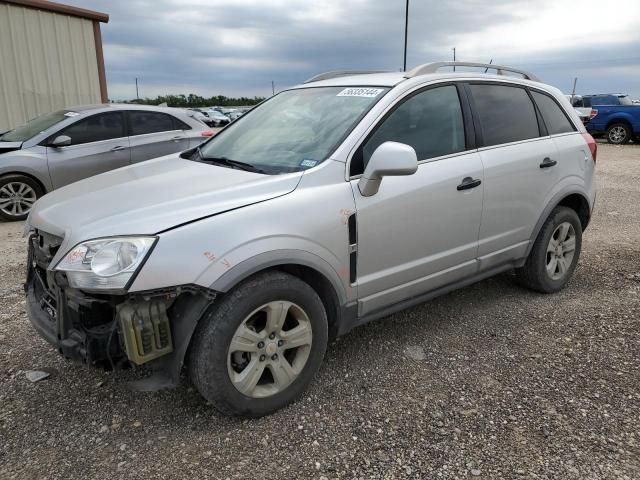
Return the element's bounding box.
[25,62,597,417]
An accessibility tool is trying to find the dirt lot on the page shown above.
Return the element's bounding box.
[1,144,639,479]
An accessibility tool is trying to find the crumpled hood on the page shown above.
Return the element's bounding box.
[28,153,302,244]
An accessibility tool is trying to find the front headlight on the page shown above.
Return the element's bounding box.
[55,237,157,290]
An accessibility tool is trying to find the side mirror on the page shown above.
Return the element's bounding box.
[357,141,418,197]
[50,135,71,148]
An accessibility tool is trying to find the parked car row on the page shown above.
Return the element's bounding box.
[0,105,214,220]
[188,107,247,127]
[567,93,640,144]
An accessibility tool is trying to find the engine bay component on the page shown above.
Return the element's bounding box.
[117,300,173,365]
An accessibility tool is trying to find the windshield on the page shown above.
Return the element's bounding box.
[619,95,633,106]
[198,86,389,174]
[0,110,70,142]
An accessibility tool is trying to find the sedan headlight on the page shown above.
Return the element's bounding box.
[55,237,157,290]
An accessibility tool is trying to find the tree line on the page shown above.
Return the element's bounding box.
[121,93,266,107]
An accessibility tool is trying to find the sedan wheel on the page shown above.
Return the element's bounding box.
[0,179,39,221]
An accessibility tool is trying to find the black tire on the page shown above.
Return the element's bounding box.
[189,271,328,417]
[0,174,44,222]
[606,123,631,145]
[515,206,582,293]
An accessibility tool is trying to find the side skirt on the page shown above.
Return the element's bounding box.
[337,263,514,336]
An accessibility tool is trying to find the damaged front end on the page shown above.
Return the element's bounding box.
[25,231,215,389]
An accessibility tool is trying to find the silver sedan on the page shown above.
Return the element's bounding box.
[0,104,214,220]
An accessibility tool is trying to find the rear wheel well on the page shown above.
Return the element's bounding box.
[557,193,590,230]
[606,119,632,130]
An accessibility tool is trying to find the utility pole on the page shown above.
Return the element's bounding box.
[135,77,139,100]
[570,77,578,105]
[403,0,409,71]
[452,47,456,72]
[272,80,275,96]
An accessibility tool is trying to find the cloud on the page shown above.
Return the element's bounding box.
[65,0,640,99]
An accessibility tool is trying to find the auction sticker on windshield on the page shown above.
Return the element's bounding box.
[337,88,384,98]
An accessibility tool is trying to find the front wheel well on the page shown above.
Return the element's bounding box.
[0,171,47,194]
[271,264,341,339]
[557,193,590,230]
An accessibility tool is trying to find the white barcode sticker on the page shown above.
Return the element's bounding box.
[337,88,384,98]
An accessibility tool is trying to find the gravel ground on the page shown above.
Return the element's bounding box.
[1,144,639,479]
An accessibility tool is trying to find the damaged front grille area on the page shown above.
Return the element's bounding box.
[26,231,215,375]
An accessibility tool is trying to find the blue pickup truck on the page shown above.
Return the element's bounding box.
[573,94,640,144]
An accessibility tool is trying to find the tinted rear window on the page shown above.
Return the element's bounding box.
[532,91,575,135]
[129,111,177,135]
[469,84,539,147]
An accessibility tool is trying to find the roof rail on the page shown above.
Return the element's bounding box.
[404,62,540,82]
[304,70,389,83]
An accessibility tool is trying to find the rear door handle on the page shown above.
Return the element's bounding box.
[540,157,557,168]
[457,177,482,191]
[172,135,186,141]
[110,145,127,152]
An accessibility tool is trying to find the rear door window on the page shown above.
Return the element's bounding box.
[469,84,540,147]
[58,112,125,145]
[531,91,575,135]
[129,111,178,136]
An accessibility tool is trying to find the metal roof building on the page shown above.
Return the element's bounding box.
[0,0,109,131]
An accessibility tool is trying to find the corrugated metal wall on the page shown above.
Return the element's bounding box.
[0,3,102,131]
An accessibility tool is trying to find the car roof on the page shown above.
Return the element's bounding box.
[63,103,191,115]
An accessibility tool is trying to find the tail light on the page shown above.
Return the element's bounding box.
[589,109,598,119]
[200,130,215,137]
[581,132,597,163]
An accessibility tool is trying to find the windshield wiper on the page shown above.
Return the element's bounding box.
[199,154,266,174]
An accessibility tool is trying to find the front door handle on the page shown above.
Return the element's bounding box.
[457,177,482,191]
[110,145,127,152]
[540,157,557,168]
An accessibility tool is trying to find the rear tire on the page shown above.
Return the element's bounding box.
[606,123,631,144]
[515,207,582,293]
[189,271,328,417]
[0,174,43,221]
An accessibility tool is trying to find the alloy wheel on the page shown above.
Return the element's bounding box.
[609,125,627,143]
[546,221,576,280]
[0,182,37,217]
[227,301,313,398]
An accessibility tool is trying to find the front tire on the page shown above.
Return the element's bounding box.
[516,207,582,293]
[0,174,43,221]
[606,123,631,144]
[189,271,328,417]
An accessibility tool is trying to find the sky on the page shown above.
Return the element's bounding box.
[66,0,640,100]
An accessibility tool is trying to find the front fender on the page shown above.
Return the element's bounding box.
[0,148,52,191]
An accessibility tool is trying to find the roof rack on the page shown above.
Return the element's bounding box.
[304,70,389,83]
[404,62,540,82]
